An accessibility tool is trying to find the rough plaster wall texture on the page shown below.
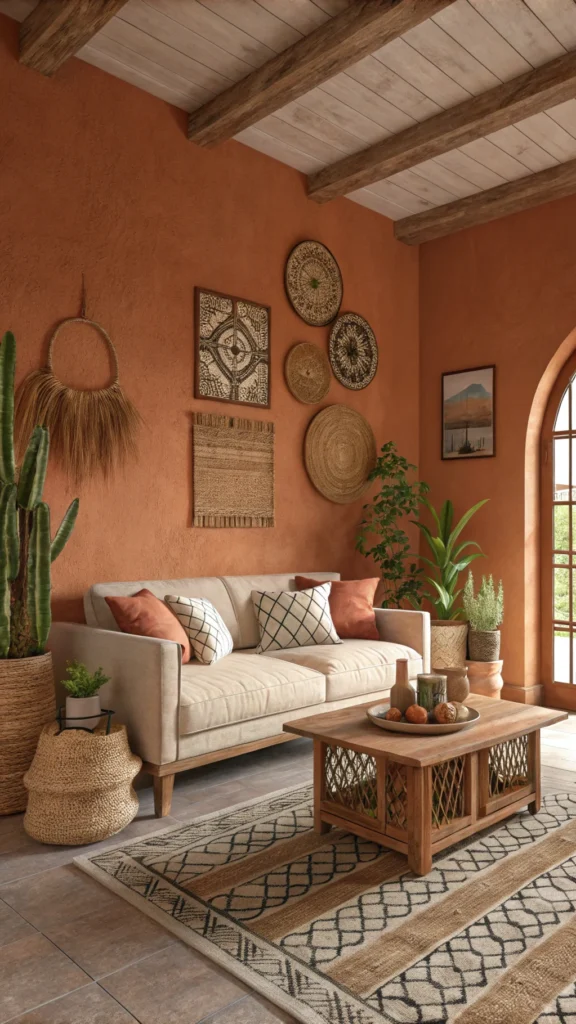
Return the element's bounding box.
[419,198,576,688]
[0,14,419,622]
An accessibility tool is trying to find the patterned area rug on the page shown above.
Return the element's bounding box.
[77,787,576,1024]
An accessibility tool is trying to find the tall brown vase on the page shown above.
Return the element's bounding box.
[0,652,55,815]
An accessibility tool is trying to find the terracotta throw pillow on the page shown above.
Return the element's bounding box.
[295,576,380,641]
[106,589,191,663]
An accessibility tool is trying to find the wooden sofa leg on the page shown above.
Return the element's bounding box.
[153,774,175,817]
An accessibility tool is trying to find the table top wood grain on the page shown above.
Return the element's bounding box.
[283,694,568,767]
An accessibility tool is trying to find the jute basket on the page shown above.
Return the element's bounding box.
[430,621,468,669]
[468,628,501,662]
[0,652,55,815]
[23,722,142,845]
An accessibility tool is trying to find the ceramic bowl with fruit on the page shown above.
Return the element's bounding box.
[367,699,480,735]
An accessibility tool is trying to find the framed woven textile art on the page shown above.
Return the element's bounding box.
[195,288,270,408]
[193,413,274,527]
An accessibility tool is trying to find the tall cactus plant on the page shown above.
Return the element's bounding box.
[0,332,78,658]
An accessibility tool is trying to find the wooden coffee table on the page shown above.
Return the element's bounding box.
[284,694,567,875]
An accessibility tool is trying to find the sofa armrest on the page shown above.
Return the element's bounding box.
[373,608,431,673]
[48,622,181,766]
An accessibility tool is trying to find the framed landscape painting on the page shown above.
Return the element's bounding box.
[442,366,495,460]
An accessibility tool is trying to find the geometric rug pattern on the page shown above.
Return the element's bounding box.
[77,788,576,1024]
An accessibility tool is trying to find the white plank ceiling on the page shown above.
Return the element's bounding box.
[4,0,576,221]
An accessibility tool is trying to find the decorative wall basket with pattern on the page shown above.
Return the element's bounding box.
[285,241,342,327]
[0,652,55,815]
[329,312,378,390]
[304,404,376,504]
[431,621,468,669]
[285,342,330,404]
[15,317,141,484]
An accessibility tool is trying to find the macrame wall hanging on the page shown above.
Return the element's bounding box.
[15,285,141,484]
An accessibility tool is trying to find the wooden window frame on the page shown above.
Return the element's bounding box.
[541,349,576,711]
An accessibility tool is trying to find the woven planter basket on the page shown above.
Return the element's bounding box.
[430,621,468,669]
[468,628,501,662]
[23,722,141,845]
[0,652,55,815]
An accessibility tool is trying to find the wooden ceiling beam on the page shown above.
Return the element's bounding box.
[187,0,456,148]
[394,157,576,245]
[20,0,129,76]
[309,51,576,203]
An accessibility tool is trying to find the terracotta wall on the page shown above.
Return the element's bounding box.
[419,196,576,700]
[0,14,419,623]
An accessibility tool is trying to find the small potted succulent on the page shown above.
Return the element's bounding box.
[463,573,504,697]
[62,661,109,730]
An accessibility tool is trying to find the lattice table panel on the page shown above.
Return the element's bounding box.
[431,756,466,829]
[324,745,378,820]
[488,735,529,797]
[385,760,408,832]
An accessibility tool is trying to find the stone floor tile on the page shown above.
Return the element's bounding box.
[0,866,121,931]
[45,896,176,979]
[100,942,248,1024]
[0,933,89,1023]
[207,994,297,1024]
[6,984,139,1023]
[0,899,35,948]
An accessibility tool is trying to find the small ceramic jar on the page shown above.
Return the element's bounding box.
[435,665,470,704]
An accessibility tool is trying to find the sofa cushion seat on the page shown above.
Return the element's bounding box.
[179,652,325,736]
[265,639,422,701]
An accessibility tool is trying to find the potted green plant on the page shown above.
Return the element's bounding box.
[463,573,505,697]
[63,661,110,730]
[413,498,488,668]
[356,441,429,608]
[0,331,79,815]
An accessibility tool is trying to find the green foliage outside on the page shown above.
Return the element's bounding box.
[554,504,570,625]
[62,660,109,698]
[0,332,79,658]
[356,441,429,608]
[463,572,504,631]
[413,499,488,620]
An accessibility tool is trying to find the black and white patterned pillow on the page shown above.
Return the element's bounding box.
[251,583,341,654]
[164,595,233,665]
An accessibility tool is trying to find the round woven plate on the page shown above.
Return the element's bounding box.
[304,404,376,504]
[367,704,480,735]
[285,240,343,327]
[329,312,378,390]
[285,342,331,404]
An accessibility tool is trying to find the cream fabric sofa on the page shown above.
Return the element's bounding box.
[49,572,430,816]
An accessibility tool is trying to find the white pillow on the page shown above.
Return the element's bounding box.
[251,583,341,654]
[164,595,233,665]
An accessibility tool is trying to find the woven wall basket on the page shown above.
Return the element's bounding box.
[285,342,331,404]
[0,652,55,815]
[23,722,142,845]
[430,621,469,669]
[304,404,376,504]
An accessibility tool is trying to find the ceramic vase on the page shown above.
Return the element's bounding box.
[389,659,415,713]
[430,621,468,668]
[436,666,470,703]
[65,695,101,731]
[466,659,503,699]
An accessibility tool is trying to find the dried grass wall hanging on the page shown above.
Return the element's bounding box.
[15,316,141,484]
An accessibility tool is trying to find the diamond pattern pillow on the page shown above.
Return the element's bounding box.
[164,595,233,665]
[251,583,341,654]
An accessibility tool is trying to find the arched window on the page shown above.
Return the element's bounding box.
[542,352,576,711]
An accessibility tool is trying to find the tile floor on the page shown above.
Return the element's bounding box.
[1,722,575,1024]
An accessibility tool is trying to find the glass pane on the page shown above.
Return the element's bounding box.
[555,553,570,565]
[554,437,570,497]
[554,567,570,622]
[554,504,570,550]
[554,630,571,683]
[555,386,570,432]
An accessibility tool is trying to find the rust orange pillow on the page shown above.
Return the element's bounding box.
[295,576,380,641]
[106,588,191,663]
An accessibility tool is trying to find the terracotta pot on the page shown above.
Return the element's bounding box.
[435,665,470,703]
[430,621,468,669]
[0,652,56,815]
[466,659,504,699]
[468,629,501,662]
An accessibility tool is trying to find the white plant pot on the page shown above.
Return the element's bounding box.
[65,695,101,731]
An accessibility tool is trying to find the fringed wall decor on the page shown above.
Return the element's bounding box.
[193,413,274,528]
[15,302,141,484]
